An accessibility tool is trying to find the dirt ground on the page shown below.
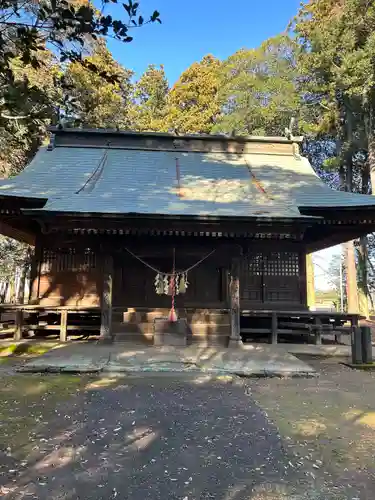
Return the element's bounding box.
[250,355,375,498]
[1,356,375,498]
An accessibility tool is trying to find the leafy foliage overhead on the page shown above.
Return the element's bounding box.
[214,35,300,137]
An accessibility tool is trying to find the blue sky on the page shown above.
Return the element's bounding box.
[107,0,302,84]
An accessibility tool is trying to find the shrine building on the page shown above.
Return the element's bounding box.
[0,128,374,346]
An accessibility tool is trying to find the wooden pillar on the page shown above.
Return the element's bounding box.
[271,311,278,344]
[229,257,242,348]
[346,241,359,314]
[314,316,322,345]
[60,309,68,342]
[306,253,316,311]
[100,255,113,343]
[14,309,23,341]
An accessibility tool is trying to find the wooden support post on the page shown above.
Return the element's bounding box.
[306,253,316,311]
[229,258,242,348]
[60,310,68,343]
[100,255,113,343]
[14,309,23,341]
[346,241,359,314]
[314,317,322,345]
[271,312,278,344]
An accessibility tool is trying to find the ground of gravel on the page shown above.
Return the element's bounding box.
[0,362,374,499]
[250,355,375,499]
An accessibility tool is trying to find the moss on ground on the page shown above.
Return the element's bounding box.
[0,342,58,358]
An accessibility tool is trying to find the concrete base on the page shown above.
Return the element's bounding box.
[153,318,189,347]
[98,336,114,345]
[17,342,316,377]
[228,338,244,348]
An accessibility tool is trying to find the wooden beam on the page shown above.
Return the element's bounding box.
[305,225,375,253]
[228,257,242,348]
[100,255,113,342]
[0,221,35,245]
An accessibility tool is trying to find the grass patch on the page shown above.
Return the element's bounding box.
[343,361,375,370]
[0,342,58,358]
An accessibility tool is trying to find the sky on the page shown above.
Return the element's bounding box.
[106,0,339,290]
[107,0,303,84]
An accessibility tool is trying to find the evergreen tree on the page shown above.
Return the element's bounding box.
[131,64,169,131]
[165,55,221,134]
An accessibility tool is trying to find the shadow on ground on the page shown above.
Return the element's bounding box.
[0,373,316,500]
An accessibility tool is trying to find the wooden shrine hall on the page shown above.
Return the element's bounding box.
[1,127,375,346]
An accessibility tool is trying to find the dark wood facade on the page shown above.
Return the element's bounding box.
[22,224,309,345]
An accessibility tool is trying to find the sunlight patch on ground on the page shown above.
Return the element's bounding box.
[34,445,86,471]
[357,412,375,429]
[125,426,158,451]
[225,482,300,500]
[342,408,375,429]
[85,377,119,390]
[293,418,327,436]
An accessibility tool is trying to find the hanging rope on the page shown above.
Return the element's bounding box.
[168,248,178,322]
[124,247,216,276]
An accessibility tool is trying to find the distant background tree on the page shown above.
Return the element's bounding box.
[63,40,134,128]
[214,35,300,136]
[165,55,221,134]
[130,64,169,131]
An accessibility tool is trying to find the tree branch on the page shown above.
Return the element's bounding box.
[1,112,31,119]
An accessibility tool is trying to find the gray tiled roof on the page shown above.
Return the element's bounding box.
[1,141,375,219]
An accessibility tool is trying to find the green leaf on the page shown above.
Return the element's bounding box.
[123,3,131,15]
[150,10,160,22]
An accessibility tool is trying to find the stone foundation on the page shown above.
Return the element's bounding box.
[112,308,230,346]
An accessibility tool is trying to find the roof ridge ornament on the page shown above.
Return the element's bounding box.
[285,117,302,159]
[47,132,56,151]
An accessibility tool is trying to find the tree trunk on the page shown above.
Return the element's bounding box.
[356,165,370,318]
[368,104,375,193]
[16,248,32,305]
[0,282,8,303]
[357,238,370,318]
[342,104,360,314]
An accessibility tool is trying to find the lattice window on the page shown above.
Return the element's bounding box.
[56,248,76,272]
[263,252,299,277]
[83,248,96,270]
[248,252,263,276]
[41,248,96,273]
[240,251,301,304]
[40,249,56,274]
